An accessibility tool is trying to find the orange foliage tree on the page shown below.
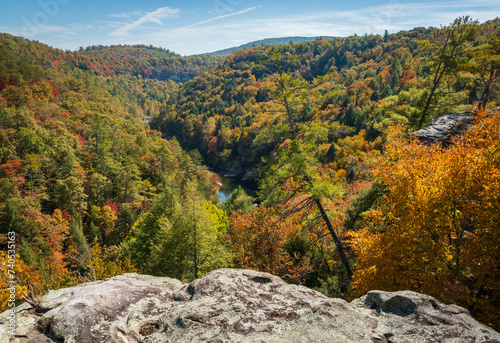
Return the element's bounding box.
[228,206,311,283]
[349,109,500,329]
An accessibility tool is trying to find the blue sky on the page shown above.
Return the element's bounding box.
[1,0,498,55]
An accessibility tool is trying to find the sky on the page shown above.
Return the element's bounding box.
[0,0,498,56]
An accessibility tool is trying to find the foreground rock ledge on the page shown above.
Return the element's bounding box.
[1,269,498,343]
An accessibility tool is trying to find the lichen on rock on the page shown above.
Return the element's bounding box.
[1,269,499,342]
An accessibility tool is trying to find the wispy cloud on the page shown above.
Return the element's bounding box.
[145,0,499,55]
[4,0,497,56]
[19,25,75,37]
[110,7,180,37]
[110,10,144,19]
[188,6,262,27]
[293,0,500,33]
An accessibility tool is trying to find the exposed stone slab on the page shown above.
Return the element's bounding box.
[1,269,498,342]
[411,112,474,144]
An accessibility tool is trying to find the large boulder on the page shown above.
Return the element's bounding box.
[1,269,498,342]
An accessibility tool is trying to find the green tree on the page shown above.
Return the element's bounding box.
[0,198,21,235]
[466,38,500,109]
[259,139,352,279]
[124,184,231,280]
[69,215,90,256]
[22,154,47,199]
[53,172,87,213]
[87,221,102,245]
[268,51,310,138]
[417,16,478,127]
[258,67,354,280]
[341,104,361,128]
[123,186,177,267]
[220,186,254,214]
[16,128,45,157]
[114,204,136,244]
[389,57,402,91]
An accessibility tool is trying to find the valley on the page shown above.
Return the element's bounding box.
[0,15,499,332]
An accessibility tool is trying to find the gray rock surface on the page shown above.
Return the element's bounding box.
[1,269,499,342]
[411,112,474,144]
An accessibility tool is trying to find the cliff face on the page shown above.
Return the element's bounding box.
[1,269,499,343]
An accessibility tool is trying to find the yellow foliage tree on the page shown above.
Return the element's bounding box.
[88,204,118,245]
[349,109,500,330]
[75,240,136,282]
[0,253,42,312]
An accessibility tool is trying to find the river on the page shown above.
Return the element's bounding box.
[217,175,258,202]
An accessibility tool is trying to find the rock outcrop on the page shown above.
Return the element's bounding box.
[411,111,474,144]
[1,269,499,342]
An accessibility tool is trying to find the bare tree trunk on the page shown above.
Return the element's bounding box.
[479,69,495,110]
[314,198,353,280]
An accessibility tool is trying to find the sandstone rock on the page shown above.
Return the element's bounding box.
[1,269,499,342]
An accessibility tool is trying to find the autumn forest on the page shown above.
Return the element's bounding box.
[0,16,499,330]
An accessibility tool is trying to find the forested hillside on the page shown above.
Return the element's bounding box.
[0,33,227,304]
[157,16,499,329]
[80,44,222,81]
[158,17,500,179]
[1,16,499,330]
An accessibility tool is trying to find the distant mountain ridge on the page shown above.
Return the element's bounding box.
[204,36,336,57]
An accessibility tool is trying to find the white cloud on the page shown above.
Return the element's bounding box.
[110,7,180,37]
[109,10,144,19]
[22,25,75,37]
[292,0,500,34]
[149,0,499,55]
[188,6,262,27]
[68,23,94,31]
[6,0,497,55]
